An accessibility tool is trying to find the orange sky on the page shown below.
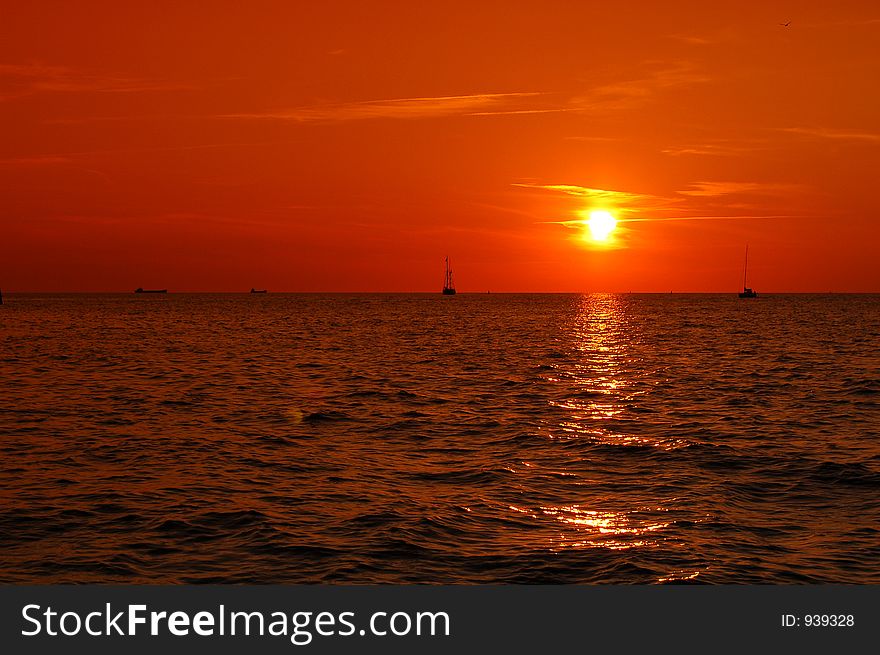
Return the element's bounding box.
[2,1,879,292]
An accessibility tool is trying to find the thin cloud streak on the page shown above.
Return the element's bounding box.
[516,180,800,204]
[678,181,800,197]
[544,215,815,232]
[0,62,192,101]
[512,183,679,215]
[223,93,545,122]
[665,34,715,46]
[779,127,880,143]
[518,181,814,234]
[617,214,813,222]
[569,64,710,112]
[222,63,709,124]
[512,183,658,204]
[662,142,765,157]
[0,155,73,166]
[468,108,572,117]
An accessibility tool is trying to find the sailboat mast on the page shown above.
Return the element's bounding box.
[441,255,457,294]
[743,245,749,290]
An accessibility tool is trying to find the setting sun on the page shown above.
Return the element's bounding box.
[586,210,618,242]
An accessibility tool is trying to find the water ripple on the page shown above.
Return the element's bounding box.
[1,292,878,583]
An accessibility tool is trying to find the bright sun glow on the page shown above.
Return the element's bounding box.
[586,210,617,242]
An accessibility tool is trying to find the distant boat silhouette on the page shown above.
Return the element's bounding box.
[738,246,757,298]
[442,256,456,295]
[134,287,167,294]
[250,288,267,293]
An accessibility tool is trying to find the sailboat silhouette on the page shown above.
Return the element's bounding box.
[442,257,456,295]
[738,245,757,298]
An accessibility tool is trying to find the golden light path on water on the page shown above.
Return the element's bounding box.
[507,295,701,578]
[549,294,688,449]
[507,503,672,552]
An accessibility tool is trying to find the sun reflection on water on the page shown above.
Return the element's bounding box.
[513,294,684,560]
[508,503,672,551]
[551,294,636,426]
[657,570,702,583]
[544,294,686,450]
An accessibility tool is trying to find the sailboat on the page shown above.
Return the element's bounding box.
[442,256,456,295]
[738,245,757,298]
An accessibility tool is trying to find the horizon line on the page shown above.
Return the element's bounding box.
[3,290,878,295]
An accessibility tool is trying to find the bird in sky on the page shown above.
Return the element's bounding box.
[780,20,792,27]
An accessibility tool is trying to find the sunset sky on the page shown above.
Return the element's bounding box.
[2,1,879,292]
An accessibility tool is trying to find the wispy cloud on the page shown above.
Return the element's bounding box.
[223,62,710,124]
[518,180,801,205]
[620,214,806,223]
[678,181,799,197]
[512,183,662,207]
[467,107,571,117]
[663,146,735,156]
[537,211,807,236]
[512,183,686,233]
[223,92,546,122]
[662,141,765,157]
[0,62,191,101]
[0,155,73,167]
[665,35,715,46]
[516,180,814,236]
[569,64,710,112]
[779,127,880,143]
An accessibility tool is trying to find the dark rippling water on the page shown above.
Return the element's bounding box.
[1,293,879,584]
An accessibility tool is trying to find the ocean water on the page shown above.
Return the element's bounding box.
[1,293,878,584]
